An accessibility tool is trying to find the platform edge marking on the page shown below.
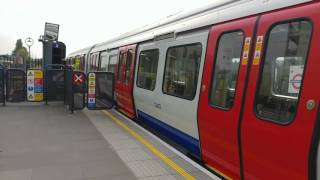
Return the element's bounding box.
[102,110,196,180]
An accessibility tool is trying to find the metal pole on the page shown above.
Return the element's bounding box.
[25,37,34,70]
[28,46,31,69]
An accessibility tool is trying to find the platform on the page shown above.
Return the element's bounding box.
[0,103,219,180]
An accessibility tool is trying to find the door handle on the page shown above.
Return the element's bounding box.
[153,102,162,110]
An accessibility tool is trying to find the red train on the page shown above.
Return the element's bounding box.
[67,0,320,179]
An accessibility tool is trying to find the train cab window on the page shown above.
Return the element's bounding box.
[125,50,133,84]
[137,49,159,91]
[209,31,244,109]
[108,54,118,73]
[255,20,312,124]
[100,52,108,71]
[117,53,125,81]
[163,43,202,100]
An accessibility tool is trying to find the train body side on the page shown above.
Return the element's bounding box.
[133,30,209,157]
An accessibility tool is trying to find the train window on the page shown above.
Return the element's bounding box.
[95,54,99,71]
[108,54,118,73]
[137,49,159,91]
[125,50,133,84]
[117,53,125,81]
[89,55,93,71]
[255,20,312,124]
[163,43,202,100]
[81,55,86,71]
[209,31,244,109]
[100,52,108,71]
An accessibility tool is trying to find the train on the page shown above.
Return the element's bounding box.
[66,0,320,179]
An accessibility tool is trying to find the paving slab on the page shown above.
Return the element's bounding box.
[0,103,137,180]
[85,109,220,180]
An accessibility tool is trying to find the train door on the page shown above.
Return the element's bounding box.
[198,17,257,179]
[115,45,137,118]
[241,3,320,179]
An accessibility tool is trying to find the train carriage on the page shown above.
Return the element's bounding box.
[67,0,320,179]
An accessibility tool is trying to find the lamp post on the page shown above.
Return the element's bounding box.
[25,37,34,69]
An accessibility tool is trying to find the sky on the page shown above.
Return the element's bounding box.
[0,0,214,58]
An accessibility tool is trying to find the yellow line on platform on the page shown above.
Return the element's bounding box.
[102,110,196,180]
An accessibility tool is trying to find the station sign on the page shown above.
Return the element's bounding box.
[288,65,303,94]
[44,22,59,41]
[87,73,96,108]
[27,70,44,102]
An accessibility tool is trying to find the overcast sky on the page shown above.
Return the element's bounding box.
[0,0,214,58]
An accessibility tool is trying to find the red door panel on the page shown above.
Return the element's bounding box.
[198,17,257,179]
[241,3,320,179]
[115,44,137,118]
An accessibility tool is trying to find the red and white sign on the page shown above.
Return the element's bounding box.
[288,65,303,94]
[73,73,84,84]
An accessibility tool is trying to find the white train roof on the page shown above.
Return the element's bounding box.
[68,0,312,57]
[68,46,93,57]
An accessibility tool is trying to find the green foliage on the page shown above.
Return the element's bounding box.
[17,47,28,60]
[12,39,28,61]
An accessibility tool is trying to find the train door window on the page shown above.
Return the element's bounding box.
[117,53,125,81]
[91,55,94,71]
[209,31,244,109]
[163,43,202,100]
[95,54,99,71]
[108,54,118,73]
[137,49,159,91]
[89,55,93,71]
[92,54,96,71]
[100,52,108,71]
[125,50,133,84]
[255,20,312,124]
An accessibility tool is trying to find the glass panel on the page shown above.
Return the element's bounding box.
[117,53,125,81]
[108,54,118,73]
[163,44,202,100]
[100,52,108,71]
[255,20,312,124]
[209,31,244,109]
[137,49,159,91]
[125,50,133,84]
[95,54,99,71]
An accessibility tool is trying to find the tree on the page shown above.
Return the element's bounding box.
[12,39,28,63]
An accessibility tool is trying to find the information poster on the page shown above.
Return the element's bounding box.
[88,73,96,108]
[27,70,44,102]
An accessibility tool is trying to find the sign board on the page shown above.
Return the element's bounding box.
[27,70,44,101]
[71,71,86,111]
[288,65,303,94]
[44,22,59,41]
[73,73,84,84]
[88,73,96,108]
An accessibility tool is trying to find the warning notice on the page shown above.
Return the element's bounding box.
[87,73,96,108]
[27,70,44,101]
[288,65,303,94]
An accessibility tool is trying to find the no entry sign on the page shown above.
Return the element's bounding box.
[73,73,84,84]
